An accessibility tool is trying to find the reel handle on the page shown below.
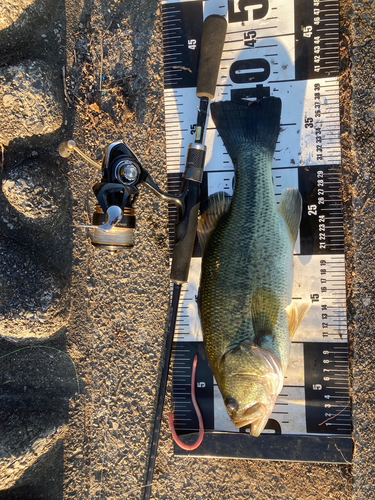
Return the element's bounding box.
[58,140,102,170]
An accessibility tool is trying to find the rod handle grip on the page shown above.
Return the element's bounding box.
[196,15,227,100]
[170,197,200,284]
[170,145,206,284]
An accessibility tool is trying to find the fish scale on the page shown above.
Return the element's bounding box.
[200,162,290,355]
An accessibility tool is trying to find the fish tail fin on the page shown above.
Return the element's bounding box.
[210,97,282,161]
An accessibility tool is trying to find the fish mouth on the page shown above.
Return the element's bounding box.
[232,402,273,437]
[228,347,283,437]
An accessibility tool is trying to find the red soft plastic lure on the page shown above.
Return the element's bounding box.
[169,354,204,451]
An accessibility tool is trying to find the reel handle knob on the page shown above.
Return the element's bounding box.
[58,140,76,158]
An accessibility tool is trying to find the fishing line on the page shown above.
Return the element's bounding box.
[58,13,228,498]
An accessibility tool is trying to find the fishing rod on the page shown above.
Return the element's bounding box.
[58,13,227,500]
[141,15,227,500]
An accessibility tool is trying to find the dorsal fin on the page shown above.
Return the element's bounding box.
[197,192,232,252]
[278,188,302,245]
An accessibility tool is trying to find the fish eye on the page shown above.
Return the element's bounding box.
[225,396,239,412]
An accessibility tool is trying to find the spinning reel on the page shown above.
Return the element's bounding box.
[58,139,205,266]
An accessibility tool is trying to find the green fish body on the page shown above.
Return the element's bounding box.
[198,98,308,436]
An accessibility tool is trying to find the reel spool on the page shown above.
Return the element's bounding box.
[91,205,136,253]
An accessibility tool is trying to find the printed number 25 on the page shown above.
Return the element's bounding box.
[308,204,317,216]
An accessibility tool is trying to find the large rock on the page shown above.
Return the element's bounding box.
[0,339,78,490]
[0,0,35,31]
[0,60,63,146]
[0,0,62,55]
[0,239,69,339]
[2,156,69,229]
[0,428,66,490]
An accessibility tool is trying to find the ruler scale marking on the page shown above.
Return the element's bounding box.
[162,0,350,462]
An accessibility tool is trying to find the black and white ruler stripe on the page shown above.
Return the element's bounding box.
[161,0,350,461]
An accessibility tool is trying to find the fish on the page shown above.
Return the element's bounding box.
[197,97,309,437]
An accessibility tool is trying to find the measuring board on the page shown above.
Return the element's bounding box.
[161,0,352,463]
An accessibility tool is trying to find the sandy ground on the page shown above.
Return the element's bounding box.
[0,0,374,498]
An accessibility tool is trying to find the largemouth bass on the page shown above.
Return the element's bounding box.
[198,98,309,437]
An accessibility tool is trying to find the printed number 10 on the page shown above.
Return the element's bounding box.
[227,0,270,101]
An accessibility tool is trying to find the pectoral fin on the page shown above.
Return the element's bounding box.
[252,288,280,344]
[278,188,302,245]
[286,301,310,338]
[197,192,232,251]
